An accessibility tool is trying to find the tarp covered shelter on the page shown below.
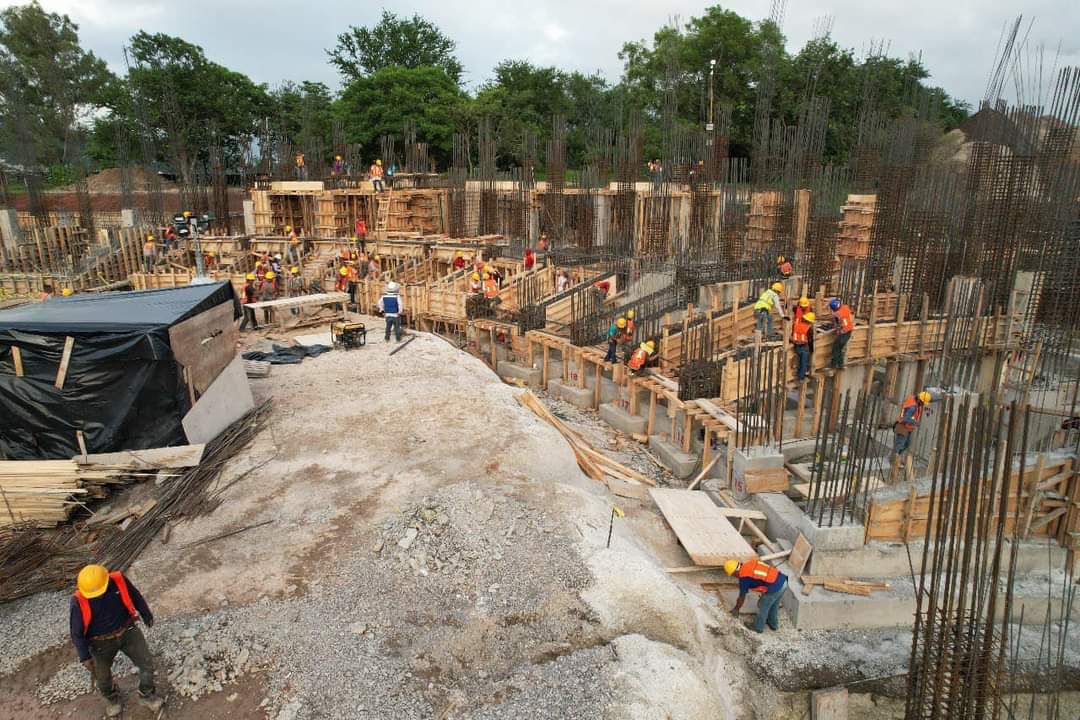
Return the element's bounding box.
[0,282,239,459]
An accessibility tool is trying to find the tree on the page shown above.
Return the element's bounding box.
[268,81,334,152]
[0,1,115,172]
[335,66,466,167]
[114,32,271,169]
[328,11,463,84]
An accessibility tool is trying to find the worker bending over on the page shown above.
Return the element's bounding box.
[379,281,404,342]
[626,340,656,374]
[830,298,854,368]
[753,283,786,338]
[70,565,164,717]
[724,558,788,633]
[791,311,814,381]
[895,390,931,456]
[776,255,793,278]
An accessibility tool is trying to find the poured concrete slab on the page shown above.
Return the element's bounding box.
[497,361,542,389]
[649,435,699,479]
[599,403,647,435]
[548,378,594,409]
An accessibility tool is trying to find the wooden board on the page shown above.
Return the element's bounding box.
[168,301,238,394]
[54,335,74,389]
[788,532,813,576]
[182,357,254,444]
[743,467,789,493]
[649,488,756,565]
[75,444,205,469]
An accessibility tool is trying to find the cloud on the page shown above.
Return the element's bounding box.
[2,0,1078,105]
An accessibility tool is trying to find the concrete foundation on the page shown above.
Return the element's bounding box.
[752,493,806,547]
[548,379,594,409]
[497,361,542,389]
[599,403,647,435]
[795,515,865,552]
[648,435,699,479]
[732,446,785,499]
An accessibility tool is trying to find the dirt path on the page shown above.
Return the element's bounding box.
[0,326,752,719]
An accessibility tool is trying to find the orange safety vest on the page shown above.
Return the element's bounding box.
[74,572,137,634]
[791,318,811,345]
[738,559,780,592]
[371,165,383,177]
[835,305,854,334]
[898,395,923,429]
[779,260,793,276]
[483,279,499,298]
[627,347,651,370]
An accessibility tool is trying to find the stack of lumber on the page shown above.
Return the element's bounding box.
[517,391,655,493]
[800,574,889,596]
[0,461,126,528]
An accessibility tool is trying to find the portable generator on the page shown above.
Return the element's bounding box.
[332,321,367,349]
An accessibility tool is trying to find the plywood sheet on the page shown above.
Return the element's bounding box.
[649,488,756,565]
[182,357,254,444]
[169,301,238,394]
[75,444,205,469]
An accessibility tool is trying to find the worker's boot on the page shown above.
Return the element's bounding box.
[138,693,165,711]
[104,698,123,718]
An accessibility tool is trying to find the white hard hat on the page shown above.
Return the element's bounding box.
[386,281,401,293]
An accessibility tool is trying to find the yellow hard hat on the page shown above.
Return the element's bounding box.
[265,271,276,279]
[627,309,635,319]
[340,267,349,276]
[183,211,191,218]
[246,273,256,280]
[483,273,491,280]
[798,297,810,307]
[290,266,299,274]
[376,159,382,166]
[285,225,292,232]
[472,272,480,280]
[804,312,816,323]
[771,282,784,293]
[644,340,656,351]
[207,251,215,257]
[61,288,73,297]
[77,564,110,598]
[335,155,342,160]
[723,560,739,576]
[456,251,463,257]
[777,255,785,264]
[147,234,155,241]
[918,391,932,404]
[616,318,627,328]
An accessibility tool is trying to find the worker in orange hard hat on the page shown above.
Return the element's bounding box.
[70,565,163,716]
[895,391,933,455]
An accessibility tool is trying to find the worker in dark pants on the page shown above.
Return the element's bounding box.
[70,565,164,717]
[724,558,788,633]
[791,311,814,381]
[829,297,854,368]
[379,281,404,342]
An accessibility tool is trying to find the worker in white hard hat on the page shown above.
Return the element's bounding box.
[379,281,404,342]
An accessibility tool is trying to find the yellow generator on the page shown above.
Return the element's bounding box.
[331,321,367,349]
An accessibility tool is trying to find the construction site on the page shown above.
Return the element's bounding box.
[1,8,1080,720]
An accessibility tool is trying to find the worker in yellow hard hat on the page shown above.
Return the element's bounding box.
[626,338,656,373]
[895,390,933,456]
[792,311,815,381]
[724,557,787,633]
[794,296,811,322]
[605,317,628,363]
[753,282,787,338]
[777,255,793,278]
[70,565,163,716]
[370,158,385,192]
[141,234,156,273]
[483,272,499,299]
[61,288,73,297]
[469,271,483,294]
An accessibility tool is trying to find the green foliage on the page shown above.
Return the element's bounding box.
[268,81,334,152]
[0,1,115,168]
[44,162,76,188]
[328,10,463,84]
[335,66,466,167]
[114,32,271,167]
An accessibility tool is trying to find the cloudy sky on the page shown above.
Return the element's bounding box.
[5,0,1079,107]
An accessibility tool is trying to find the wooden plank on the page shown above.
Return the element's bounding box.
[11,346,23,377]
[75,444,205,469]
[649,488,756,565]
[168,301,238,394]
[606,477,650,501]
[54,335,74,389]
[716,507,768,521]
[788,532,813,576]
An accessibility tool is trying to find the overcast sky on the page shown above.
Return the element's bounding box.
[5,0,1079,107]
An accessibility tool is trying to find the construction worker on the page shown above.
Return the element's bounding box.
[524,247,536,271]
[287,267,304,297]
[379,281,404,342]
[895,391,932,455]
[605,317,627,363]
[793,296,810,322]
[754,282,786,338]
[482,272,499,299]
[626,339,656,374]
[346,262,360,307]
[61,288,74,297]
[452,252,466,271]
[593,279,611,299]
[69,565,164,716]
[295,151,306,180]
[355,219,367,251]
[777,255,793,278]
[336,265,350,293]
[830,298,855,368]
[259,271,277,301]
[287,226,301,264]
[142,235,156,273]
[239,273,258,331]
[332,154,343,175]
[555,269,570,294]
[537,233,549,253]
[622,309,637,357]
[724,558,787,633]
[368,255,381,277]
[792,311,814,381]
[370,159,385,192]
[469,272,483,294]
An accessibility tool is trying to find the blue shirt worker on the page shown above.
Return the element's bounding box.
[605,317,627,363]
[895,390,932,455]
[69,565,164,717]
[724,558,788,633]
[379,281,405,342]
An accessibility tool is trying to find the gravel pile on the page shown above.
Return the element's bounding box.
[0,591,69,676]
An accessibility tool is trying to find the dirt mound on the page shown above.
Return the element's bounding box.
[53,167,179,193]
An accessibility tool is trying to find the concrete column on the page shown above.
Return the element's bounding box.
[0,208,21,250]
[242,200,256,236]
[594,193,610,248]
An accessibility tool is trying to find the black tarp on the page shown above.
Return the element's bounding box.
[241,344,332,364]
[0,282,239,459]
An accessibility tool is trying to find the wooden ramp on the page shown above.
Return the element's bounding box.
[650,488,757,565]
